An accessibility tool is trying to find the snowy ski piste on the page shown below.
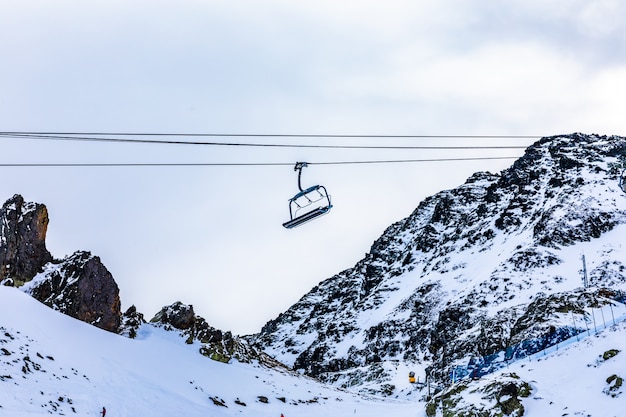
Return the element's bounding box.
[2,285,626,416]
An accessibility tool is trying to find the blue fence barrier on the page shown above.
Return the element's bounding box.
[451,301,626,382]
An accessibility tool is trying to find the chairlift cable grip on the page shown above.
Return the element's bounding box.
[294,162,308,192]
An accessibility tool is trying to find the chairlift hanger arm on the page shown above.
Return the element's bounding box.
[294,162,308,192]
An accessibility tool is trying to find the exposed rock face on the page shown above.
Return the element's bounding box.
[119,305,146,339]
[23,251,122,333]
[0,194,123,333]
[426,373,531,417]
[0,194,52,285]
[152,301,196,331]
[256,133,626,393]
[151,302,274,365]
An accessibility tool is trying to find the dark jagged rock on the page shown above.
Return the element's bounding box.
[0,195,123,333]
[151,301,196,331]
[256,133,626,394]
[426,373,531,416]
[119,305,146,339]
[23,251,122,333]
[151,302,271,365]
[0,194,52,285]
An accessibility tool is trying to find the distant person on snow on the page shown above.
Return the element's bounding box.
[101,407,106,417]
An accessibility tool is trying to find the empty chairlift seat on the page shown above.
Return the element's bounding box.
[282,162,332,229]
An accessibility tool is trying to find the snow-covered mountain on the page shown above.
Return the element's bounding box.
[3,132,626,416]
[255,133,626,397]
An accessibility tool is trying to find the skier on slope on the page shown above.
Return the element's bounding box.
[101,406,106,417]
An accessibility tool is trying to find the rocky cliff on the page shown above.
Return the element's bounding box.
[0,194,52,285]
[255,133,626,394]
[22,251,122,332]
[0,194,122,333]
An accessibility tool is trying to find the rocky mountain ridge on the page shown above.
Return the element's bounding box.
[254,133,626,394]
[149,301,284,367]
[0,193,261,365]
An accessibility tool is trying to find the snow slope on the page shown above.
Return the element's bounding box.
[2,285,626,416]
[0,286,419,417]
[439,319,626,416]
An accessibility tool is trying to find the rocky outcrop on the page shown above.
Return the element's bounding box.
[152,301,197,331]
[0,194,123,333]
[0,194,52,285]
[119,305,147,338]
[23,251,122,333]
[426,373,532,417]
[151,302,274,365]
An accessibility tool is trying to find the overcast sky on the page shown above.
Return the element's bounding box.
[2,1,626,334]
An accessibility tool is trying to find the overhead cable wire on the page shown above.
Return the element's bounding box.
[0,131,541,138]
[0,132,536,150]
[311,156,520,164]
[0,156,520,167]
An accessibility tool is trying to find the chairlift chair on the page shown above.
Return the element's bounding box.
[282,162,332,229]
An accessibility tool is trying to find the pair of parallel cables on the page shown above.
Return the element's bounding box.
[0,132,538,167]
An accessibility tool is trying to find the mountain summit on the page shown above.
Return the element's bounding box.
[255,133,626,394]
